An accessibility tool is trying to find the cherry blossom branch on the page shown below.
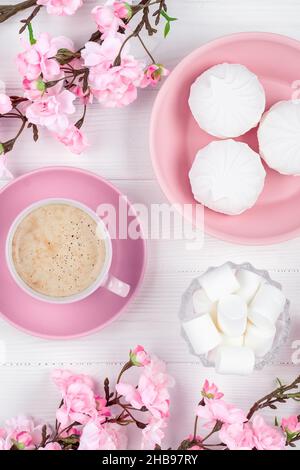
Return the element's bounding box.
[0,0,36,23]
[247,375,300,420]
[0,1,173,157]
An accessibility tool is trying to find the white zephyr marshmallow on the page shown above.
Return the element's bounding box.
[244,321,276,358]
[193,289,213,315]
[207,335,244,365]
[188,63,266,138]
[249,283,286,326]
[215,346,255,375]
[182,314,221,355]
[217,294,248,337]
[258,100,300,175]
[189,140,266,216]
[199,263,240,302]
[236,269,262,303]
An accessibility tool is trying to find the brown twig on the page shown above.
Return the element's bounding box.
[1,113,27,153]
[0,0,37,23]
[19,4,41,33]
[153,0,167,26]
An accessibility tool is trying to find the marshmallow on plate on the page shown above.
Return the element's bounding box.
[188,63,266,138]
[217,294,247,337]
[189,140,266,216]
[249,283,286,326]
[199,263,240,302]
[258,100,300,175]
[193,289,213,315]
[182,314,221,355]
[244,321,276,357]
[215,346,255,375]
[236,269,262,303]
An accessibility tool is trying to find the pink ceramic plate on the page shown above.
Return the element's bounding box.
[0,167,146,339]
[151,32,300,245]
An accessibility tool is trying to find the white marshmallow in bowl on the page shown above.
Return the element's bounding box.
[207,335,244,365]
[244,321,276,358]
[180,263,289,376]
[215,345,255,376]
[236,269,262,303]
[199,263,240,302]
[217,294,248,337]
[250,283,286,324]
[182,314,221,355]
[192,289,213,315]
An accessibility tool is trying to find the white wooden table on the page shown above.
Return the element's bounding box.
[0,0,300,449]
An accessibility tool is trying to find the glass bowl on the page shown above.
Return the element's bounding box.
[179,262,291,371]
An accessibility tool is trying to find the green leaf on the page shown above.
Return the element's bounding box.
[160,10,177,23]
[275,416,279,427]
[164,21,171,38]
[276,377,283,388]
[0,144,4,155]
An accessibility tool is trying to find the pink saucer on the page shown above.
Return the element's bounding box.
[151,32,300,245]
[0,167,146,339]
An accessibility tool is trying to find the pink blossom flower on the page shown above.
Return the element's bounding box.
[54,124,89,154]
[82,37,145,108]
[116,357,174,419]
[56,383,97,427]
[78,421,127,450]
[251,415,285,450]
[37,0,83,16]
[219,422,254,450]
[26,90,76,132]
[0,93,12,114]
[81,37,122,68]
[91,2,126,37]
[23,78,46,100]
[39,442,62,450]
[52,370,110,427]
[72,85,93,105]
[185,435,204,450]
[3,416,43,450]
[53,369,95,394]
[130,345,150,367]
[281,415,300,434]
[196,400,246,428]
[188,444,203,450]
[113,2,132,20]
[141,418,167,450]
[142,64,169,87]
[201,380,224,401]
[17,33,73,82]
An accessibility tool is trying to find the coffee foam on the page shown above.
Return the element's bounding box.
[12,203,106,298]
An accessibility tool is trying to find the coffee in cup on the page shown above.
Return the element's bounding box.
[6,199,130,303]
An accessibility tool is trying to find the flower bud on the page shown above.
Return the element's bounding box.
[55,48,78,65]
[129,345,150,367]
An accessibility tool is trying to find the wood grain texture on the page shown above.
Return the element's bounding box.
[0,0,300,449]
